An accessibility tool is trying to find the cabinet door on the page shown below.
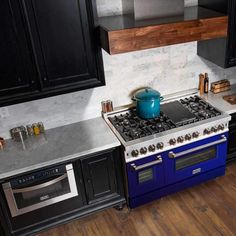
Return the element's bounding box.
[0,0,38,100]
[226,0,236,67]
[21,0,104,92]
[81,151,118,204]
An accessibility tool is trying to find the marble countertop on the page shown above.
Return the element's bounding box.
[0,117,120,180]
[201,83,236,115]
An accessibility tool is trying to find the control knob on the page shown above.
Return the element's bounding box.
[204,128,211,135]
[156,142,164,150]
[211,126,218,133]
[131,149,139,157]
[218,124,224,131]
[148,144,156,152]
[185,134,192,141]
[192,131,200,138]
[169,138,177,146]
[177,136,184,143]
[140,147,148,155]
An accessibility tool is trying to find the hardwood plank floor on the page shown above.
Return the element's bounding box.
[39,163,236,236]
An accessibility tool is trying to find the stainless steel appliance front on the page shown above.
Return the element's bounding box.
[2,164,78,217]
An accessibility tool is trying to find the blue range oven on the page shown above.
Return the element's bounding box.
[127,133,228,208]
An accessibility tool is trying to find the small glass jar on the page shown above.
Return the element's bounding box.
[38,122,45,133]
[32,123,40,135]
[26,125,34,136]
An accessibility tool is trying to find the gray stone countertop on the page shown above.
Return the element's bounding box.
[201,83,236,115]
[0,117,120,180]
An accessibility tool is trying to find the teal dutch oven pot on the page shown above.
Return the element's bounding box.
[133,88,164,119]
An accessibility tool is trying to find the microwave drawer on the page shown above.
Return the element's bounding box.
[2,164,78,217]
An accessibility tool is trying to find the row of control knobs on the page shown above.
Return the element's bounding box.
[203,124,224,135]
[130,124,225,157]
[169,124,225,146]
[131,142,164,157]
[169,132,199,146]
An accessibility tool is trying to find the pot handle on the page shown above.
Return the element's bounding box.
[160,96,164,101]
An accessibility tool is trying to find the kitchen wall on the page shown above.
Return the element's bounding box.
[0,0,236,138]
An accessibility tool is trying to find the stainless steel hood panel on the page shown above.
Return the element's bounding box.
[122,0,184,20]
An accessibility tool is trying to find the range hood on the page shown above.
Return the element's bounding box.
[122,0,184,20]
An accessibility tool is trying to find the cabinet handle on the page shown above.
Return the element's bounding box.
[12,174,68,193]
[43,77,47,81]
[87,179,91,184]
[168,135,227,159]
[131,156,162,171]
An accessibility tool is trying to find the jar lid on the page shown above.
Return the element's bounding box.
[134,88,161,101]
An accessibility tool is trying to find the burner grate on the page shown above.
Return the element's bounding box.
[109,110,176,142]
[108,96,222,142]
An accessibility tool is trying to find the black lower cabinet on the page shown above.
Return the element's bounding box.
[0,147,125,236]
[227,113,236,162]
[81,150,119,204]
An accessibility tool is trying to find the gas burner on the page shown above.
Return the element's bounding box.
[109,110,176,142]
[179,96,221,119]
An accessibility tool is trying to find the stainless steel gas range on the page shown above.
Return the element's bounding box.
[103,92,231,208]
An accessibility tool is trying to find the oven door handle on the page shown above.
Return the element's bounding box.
[12,173,67,193]
[131,156,162,171]
[168,135,227,159]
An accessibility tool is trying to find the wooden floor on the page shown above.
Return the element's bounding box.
[39,163,236,236]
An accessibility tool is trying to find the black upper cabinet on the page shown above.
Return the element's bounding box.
[227,0,236,67]
[0,0,38,100]
[198,0,236,68]
[22,0,104,91]
[0,0,104,106]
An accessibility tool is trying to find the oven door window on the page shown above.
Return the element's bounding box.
[138,168,154,184]
[13,175,70,209]
[175,147,216,171]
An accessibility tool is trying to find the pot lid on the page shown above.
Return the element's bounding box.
[134,88,161,101]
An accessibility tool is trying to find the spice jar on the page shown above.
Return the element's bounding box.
[38,122,45,133]
[32,123,40,135]
[26,125,34,136]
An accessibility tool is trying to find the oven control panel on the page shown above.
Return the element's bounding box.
[126,122,228,162]
[10,165,66,188]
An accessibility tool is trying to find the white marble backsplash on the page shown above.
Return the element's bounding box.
[1,0,236,139]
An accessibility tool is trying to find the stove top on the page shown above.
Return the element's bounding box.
[104,94,231,162]
[108,110,176,142]
[108,96,222,142]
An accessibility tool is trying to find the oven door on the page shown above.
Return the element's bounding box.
[165,133,228,185]
[2,164,78,217]
[126,154,165,198]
